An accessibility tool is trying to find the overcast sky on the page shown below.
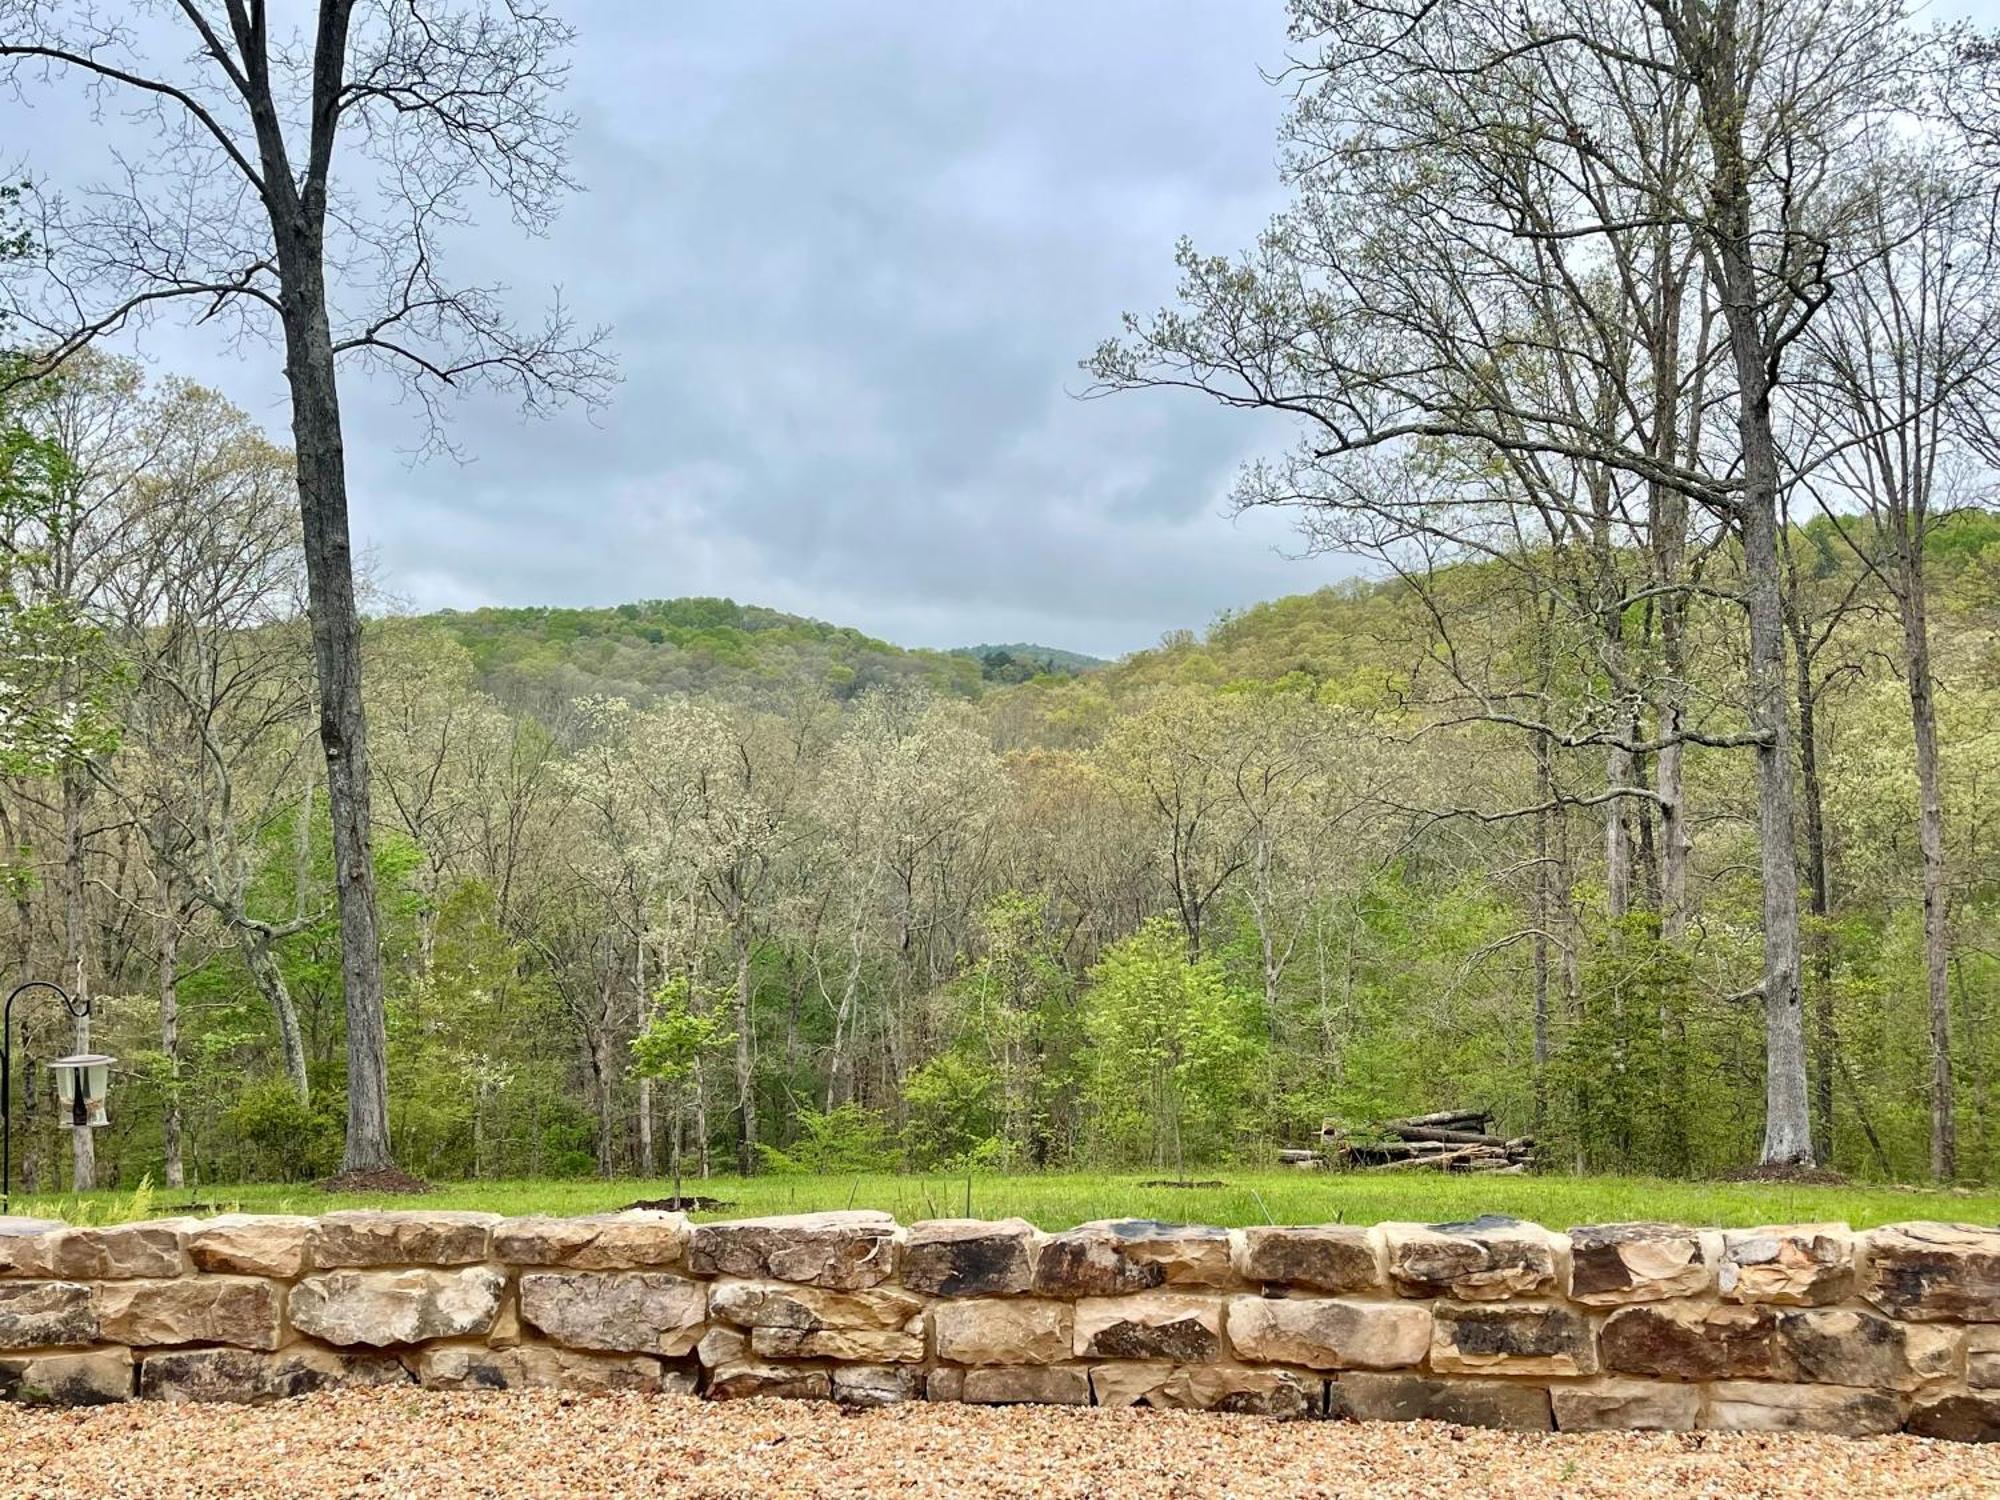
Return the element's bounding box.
[38,0,1333,659]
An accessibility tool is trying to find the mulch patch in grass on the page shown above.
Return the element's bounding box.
[625,1195,737,1212]
[1718,1162,1850,1186]
[314,1166,434,1196]
[1138,1179,1228,1189]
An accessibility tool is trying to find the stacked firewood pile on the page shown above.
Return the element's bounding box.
[1311,1110,1537,1173]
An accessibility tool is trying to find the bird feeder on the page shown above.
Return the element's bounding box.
[49,1054,113,1129]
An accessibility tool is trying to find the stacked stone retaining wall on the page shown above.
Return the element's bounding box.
[0,1209,1996,1440]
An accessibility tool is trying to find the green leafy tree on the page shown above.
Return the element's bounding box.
[631,979,734,1204]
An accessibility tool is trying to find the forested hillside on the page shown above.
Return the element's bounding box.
[2,354,1998,1194]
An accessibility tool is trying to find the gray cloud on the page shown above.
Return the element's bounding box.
[28,0,1360,658]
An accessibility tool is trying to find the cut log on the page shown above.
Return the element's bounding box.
[1389,1109,1493,1130]
[1367,1144,1491,1172]
[1391,1125,1510,1147]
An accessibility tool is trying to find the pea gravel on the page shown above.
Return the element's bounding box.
[0,1390,1995,1499]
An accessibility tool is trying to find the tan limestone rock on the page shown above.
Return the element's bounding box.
[518,1270,706,1357]
[184,1216,311,1279]
[0,1348,131,1405]
[0,1281,95,1348]
[27,1221,190,1280]
[899,1219,1036,1298]
[1551,1379,1700,1432]
[707,1278,923,1333]
[1232,1225,1381,1294]
[925,1365,966,1402]
[688,1212,897,1290]
[931,1298,1071,1365]
[1718,1225,1855,1306]
[289,1266,505,1347]
[415,1343,664,1392]
[0,1219,64,1276]
[1599,1303,1779,1380]
[1333,1372,1553,1430]
[1430,1301,1596,1377]
[1383,1218,1559,1300]
[1224,1295,1429,1371]
[1861,1222,2000,1322]
[696,1325,748,1368]
[1073,1292,1223,1363]
[704,1360,832,1400]
[1704,1380,1903,1436]
[959,1365,1090,1405]
[749,1326,924,1362]
[491,1211,689,1270]
[95,1276,282,1350]
[1566,1224,1711,1305]
[138,1346,409,1404]
[1090,1362,1316,1419]
[1969,1327,2000,1388]
[307,1211,499,1268]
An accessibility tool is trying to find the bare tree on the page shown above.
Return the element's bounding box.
[0,0,613,1172]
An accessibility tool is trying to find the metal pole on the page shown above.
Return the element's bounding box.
[2,982,86,1215]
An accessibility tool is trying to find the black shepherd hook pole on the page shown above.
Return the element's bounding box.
[2,980,88,1214]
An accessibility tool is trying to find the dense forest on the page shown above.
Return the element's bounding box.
[0,355,1996,1193]
[3,0,2000,1197]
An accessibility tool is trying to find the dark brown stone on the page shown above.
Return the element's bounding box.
[1033,1221,1229,1296]
[0,1350,131,1406]
[900,1219,1035,1298]
[1384,1218,1557,1300]
[1072,1293,1223,1362]
[138,1347,410,1403]
[1778,1307,1958,1391]
[1600,1304,1779,1380]
[1233,1226,1381,1294]
[1431,1301,1596,1376]
[688,1212,897,1291]
[1907,1393,2000,1443]
[0,1281,95,1349]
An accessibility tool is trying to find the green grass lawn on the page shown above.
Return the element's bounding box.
[12,1169,2000,1231]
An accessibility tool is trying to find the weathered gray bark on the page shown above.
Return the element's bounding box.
[1900,565,1955,1179]
[60,769,93,1190]
[732,920,757,1175]
[241,931,311,1105]
[157,868,185,1191]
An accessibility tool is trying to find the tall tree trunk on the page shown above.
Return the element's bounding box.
[1902,575,1954,1179]
[278,250,392,1174]
[61,769,94,1191]
[242,932,311,1105]
[732,919,757,1175]
[1789,604,1837,1165]
[157,875,185,1191]
[1532,735,1554,1134]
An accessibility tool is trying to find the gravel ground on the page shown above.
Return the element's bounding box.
[0,1390,1995,1499]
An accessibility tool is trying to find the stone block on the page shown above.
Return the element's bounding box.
[1907,1393,2000,1443]
[0,1219,63,1276]
[185,1216,311,1279]
[1224,1295,1429,1371]
[1969,1327,2000,1389]
[0,1348,131,1406]
[1383,1217,1559,1300]
[688,1212,897,1290]
[926,1365,966,1402]
[1232,1225,1381,1294]
[1703,1380,1902,1436]
[290,1266,505,1347]
[707,1279,922,1333]
[1778,1307,1958,1391]
[95,1276,283,1350]
[1862,1222,2000,1323]
[415,1343,664,1392]
[307,1211,499,1268]
[491,1211,689,1270]
[1599,1303,1779,1380]
[518,1270,706,1357]
[1090,1361,1317,1419]
[960,1365,1090,1405]
[696,1325,747,1367]
[1430,1301,1596,1376]
[0,1281,95,1348]
[1333,1372,1553,1430]
[138,1347,409,1404]
[833,1364,922,1407]
[1718,1224,1854,1305]
[1033,1220,1230,1295]
[900,1219,1036,1297]
[704,1360,832,1401]
[1552,1379,1699,1432]
[749,1326,923,1362]
[1567,1224,1711,1304]
[25,1221,189,1280]
[931,1297,1071,1365]
[1073,1292,1223,1362]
